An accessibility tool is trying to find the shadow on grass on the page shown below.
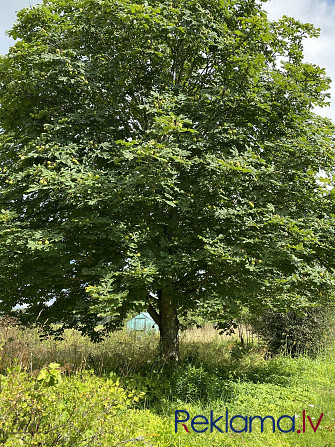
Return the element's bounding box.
[116,340,302,412]
[0,323,307,412]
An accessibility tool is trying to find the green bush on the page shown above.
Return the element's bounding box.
[0,363,146,446]
[248,306,335,357]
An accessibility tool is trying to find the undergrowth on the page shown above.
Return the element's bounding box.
[0,322,334,446]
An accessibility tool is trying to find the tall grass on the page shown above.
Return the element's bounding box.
[0,320,161,376]
[0,318,335,446]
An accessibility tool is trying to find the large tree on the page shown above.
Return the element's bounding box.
[0,0,335,361]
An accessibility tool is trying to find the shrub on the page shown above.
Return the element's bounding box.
[248,306,335,357]
[0,363,146,446]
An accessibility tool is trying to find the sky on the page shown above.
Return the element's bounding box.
[1,0,335,122]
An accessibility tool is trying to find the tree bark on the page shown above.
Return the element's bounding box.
[159,288,179,362]
[148,288,179,363]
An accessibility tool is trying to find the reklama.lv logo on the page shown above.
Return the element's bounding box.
[175,410,323,434]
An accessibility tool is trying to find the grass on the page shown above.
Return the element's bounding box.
[0,320,334,446]
[136,350,335,446]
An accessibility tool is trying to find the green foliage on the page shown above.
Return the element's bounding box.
[0,0,335,361]
[170,364,232,403]
[248,306,335,357]
[0,364,145,446]
[36,362,62,387]
[0,327,335,445]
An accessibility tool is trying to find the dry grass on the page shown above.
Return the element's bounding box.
[0,319,160,376]
[0,319,256,377]
[180,324,227,343]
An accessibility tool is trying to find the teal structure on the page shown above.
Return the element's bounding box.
[126,312,159,333]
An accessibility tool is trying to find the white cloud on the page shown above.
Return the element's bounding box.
[265,0,335,123]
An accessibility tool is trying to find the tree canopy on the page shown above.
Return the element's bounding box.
[0,0,335,360]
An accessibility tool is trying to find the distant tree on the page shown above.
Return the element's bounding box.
[0,0,335,362]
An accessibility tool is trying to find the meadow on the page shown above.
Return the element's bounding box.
[0,320,334,446]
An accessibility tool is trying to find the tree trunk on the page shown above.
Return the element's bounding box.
[159,288,179,362]
[148,288,179,363]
